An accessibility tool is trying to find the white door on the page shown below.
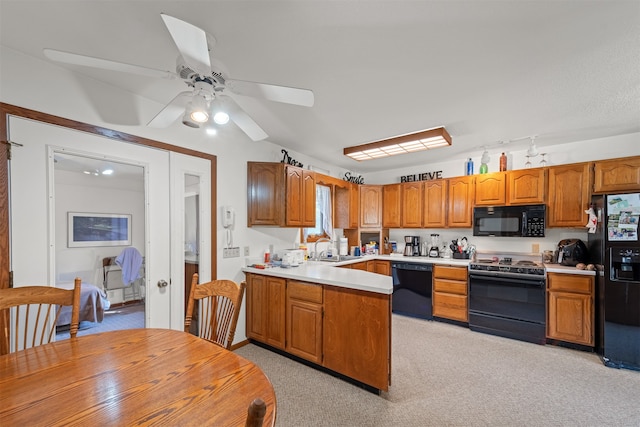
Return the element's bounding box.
[169,152,211,328]
[7,116,186,330]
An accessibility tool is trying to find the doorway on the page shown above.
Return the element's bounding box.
[54,151,146,338]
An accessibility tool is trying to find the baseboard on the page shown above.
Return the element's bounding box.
[230,339,250,351]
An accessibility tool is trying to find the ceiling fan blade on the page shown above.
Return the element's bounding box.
[160,13,211,77]
[147,91,192,127]
[222,96,269,141]
[43,48,175,79]
[226,79,315,107]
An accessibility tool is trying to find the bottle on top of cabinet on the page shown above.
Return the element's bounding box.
[499,153,507,171]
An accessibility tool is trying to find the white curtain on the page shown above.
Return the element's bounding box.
[317,185,332,237]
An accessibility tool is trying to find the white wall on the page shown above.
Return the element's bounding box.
[0,45,350,343]
[55,169,145,302]
[368,132,640,255]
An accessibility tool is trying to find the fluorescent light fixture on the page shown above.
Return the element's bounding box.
[102,169,114,175]
[344,127,452,161]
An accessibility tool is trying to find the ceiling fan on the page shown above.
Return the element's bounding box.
[43,13,314,141]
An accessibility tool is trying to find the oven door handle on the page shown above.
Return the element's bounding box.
[469,273,545,287]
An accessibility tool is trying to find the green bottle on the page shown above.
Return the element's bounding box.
[479,163,488,174]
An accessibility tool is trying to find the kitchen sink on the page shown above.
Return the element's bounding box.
[318,255,361,262]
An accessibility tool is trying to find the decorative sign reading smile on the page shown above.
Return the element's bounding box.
[343,172,365,184]
[400,171,443,182]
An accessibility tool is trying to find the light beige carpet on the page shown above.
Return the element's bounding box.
[235,314,640,426]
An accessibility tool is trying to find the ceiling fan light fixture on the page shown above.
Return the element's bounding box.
[344,126,451,161]
[182,107,201,128]
[213,111,230,125]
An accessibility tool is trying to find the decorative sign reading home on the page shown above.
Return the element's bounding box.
[400,171,443,182]
[281,149,303,168]
[343,172,365,184]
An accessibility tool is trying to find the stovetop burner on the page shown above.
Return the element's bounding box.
[470,252,545,277]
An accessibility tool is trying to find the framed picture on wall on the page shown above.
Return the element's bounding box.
[68,212,132,247]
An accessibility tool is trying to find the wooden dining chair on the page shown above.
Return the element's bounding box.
[184,273,246,350]
[0,277,81,355]
[246,398,267,427]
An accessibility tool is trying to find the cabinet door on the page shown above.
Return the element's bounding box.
[374,260,391,276]
[247,162,283,226]
[349,183,360,228]
[475,172,506,206]
[360,185,382,228]
[351,261,367,271]
[423,180,447,228]
[302,170,316,227]
[382,184,402,228]
[433,292,468,322]
[402,182,423,228]
[593,157,640,193]
[285,165,303,226]
[246,274,286,349]
[246,273,268,341]
[447,176,475,227]
[547,291,593,346]
[507,168,546,204]
[323,286,391,391]
[547,163,590,227]
[286,281,323,364]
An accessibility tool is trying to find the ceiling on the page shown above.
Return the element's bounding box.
[1,1,639,174]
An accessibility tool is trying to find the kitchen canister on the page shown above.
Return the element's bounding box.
[339,237,348,256]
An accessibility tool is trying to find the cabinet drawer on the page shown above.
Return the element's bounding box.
[547,273,593,294]
[433,279,467,295]
[433,265,468,281]
[433,292,468,322]
[287,280,323,303]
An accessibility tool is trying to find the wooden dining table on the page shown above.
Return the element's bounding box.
[0,328,276,426]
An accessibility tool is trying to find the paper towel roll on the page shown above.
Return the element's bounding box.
[339,237,348,256]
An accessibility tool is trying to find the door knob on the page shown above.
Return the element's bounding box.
[157,279,168,288]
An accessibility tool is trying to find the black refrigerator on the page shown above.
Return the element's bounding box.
[588,193,640,371]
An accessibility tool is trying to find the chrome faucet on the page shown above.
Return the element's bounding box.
[313,237,332,260]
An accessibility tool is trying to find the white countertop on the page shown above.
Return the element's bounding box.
[543,263,597,276]
[242,261,393,294]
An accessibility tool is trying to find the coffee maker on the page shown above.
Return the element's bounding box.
[404,236,420,256]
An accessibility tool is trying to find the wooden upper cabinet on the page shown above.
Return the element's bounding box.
[360,185,383,228]
[475,172,506,206]
[507,168,546,204]
[382,184,402,228]
[593,157,640,193]
[402,182,423,228]
[286,165,316,227]
[247,162,284,226]
[247,162,315,227]
[547,163,591,227]
[423,180,447,228]
[447,176,475,227]
[349,183,359,228]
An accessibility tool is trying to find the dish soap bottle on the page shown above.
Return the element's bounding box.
[465,158,474,175]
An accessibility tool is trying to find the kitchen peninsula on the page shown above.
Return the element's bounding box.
[242,261,392,392]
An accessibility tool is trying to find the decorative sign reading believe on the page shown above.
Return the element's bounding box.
[400,171,443,182]
[281,149,303,168]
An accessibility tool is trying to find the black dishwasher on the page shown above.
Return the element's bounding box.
[391,262,433,319]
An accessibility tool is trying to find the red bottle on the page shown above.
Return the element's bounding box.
[499,153,507,171]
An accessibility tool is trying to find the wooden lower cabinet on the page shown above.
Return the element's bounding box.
[246,274,286,349]
[432,265,468,322]
[323,285,391,391]
[286,280,323,364]
[246,273,391,391]
[546,273,594,346]
[373,260,391,276]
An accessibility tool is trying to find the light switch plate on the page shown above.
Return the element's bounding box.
[223,247,240,258]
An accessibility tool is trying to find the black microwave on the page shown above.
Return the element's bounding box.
[473,204,546,237]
